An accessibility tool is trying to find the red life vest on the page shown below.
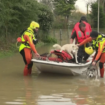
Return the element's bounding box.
[73,21,92,43]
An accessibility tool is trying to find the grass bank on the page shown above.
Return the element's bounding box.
[0,33,57,59]
[0,41,45,59]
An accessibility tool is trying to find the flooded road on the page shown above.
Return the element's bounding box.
[0,43,105,105]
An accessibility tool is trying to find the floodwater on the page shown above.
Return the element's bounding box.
[1,43,105,105]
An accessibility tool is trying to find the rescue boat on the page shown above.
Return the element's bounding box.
[31,50,92,75]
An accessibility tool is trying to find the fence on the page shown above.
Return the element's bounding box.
[49,29,72,45]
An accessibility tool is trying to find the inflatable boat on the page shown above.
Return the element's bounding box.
[31,50,92,75]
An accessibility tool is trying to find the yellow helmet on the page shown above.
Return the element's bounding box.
[85,46,94,55]
[30,21,40,29]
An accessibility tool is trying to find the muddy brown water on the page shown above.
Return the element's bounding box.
[0,43,105,105]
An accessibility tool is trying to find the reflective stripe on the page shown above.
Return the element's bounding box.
[86,32,89,35]
[102,34,105,37]
[78,31,82,37]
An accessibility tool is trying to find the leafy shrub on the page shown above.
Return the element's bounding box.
[42,36,57,43]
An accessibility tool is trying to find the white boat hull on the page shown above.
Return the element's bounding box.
[31,59,92,75]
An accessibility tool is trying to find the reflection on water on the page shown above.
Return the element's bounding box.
[1,71,105,105]
[0,44,105,105]
[37,94,76,105]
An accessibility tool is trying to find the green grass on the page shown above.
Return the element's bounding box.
[0,35,57,59]
[0,41,46,59]
[0,51,15,59]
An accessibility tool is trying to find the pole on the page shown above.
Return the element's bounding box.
[97,0,99,32]
[60,29,62,45]
[87,3,89,19]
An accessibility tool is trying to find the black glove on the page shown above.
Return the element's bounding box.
[33,39,38,45]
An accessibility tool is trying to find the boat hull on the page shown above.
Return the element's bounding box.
[31,59,92,75]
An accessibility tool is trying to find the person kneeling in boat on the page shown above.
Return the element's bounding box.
[70,16,92,44]
[78,31,105,78]
[70,21,92,63]
[17,21,40,76]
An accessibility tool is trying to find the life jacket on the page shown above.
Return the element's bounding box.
[19,27,36,52]
[74,21,91,43]
[92,34,105,52]
[50,50,73,62]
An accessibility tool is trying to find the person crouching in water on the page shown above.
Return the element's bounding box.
[78,31,105,78]
[17,21,40,76]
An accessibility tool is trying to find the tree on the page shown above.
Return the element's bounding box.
[90,2,105,28]
[0,0,22,39]
[11,0,39,33]
[37,4,54,40]
[40,0,54,12]
[52,0,77,28]
[53,0,76,17]
[0,0,54,43]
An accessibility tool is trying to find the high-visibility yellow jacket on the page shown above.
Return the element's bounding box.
[19,27,37,53]
[79,34,105,61]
